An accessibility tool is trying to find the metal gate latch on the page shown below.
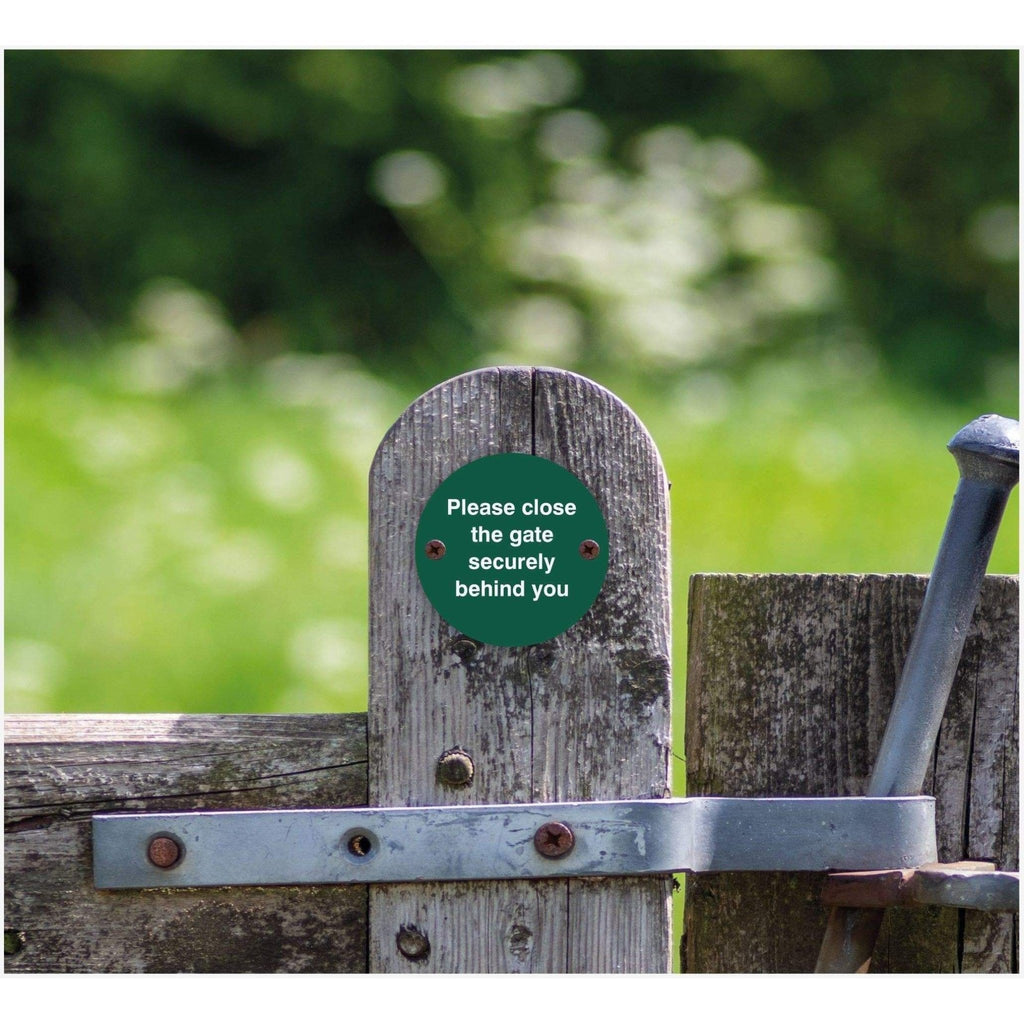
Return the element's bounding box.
[93,795,937,889]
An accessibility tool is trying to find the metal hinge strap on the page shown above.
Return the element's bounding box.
[93,796,936,890]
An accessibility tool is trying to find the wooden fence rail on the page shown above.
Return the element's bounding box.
[5,714,368,971]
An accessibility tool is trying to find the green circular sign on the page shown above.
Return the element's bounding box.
[415,453,609,647]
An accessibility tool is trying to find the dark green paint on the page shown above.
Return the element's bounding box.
[416,454,608,647]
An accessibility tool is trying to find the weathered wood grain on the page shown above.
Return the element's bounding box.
[368,367,672,972]
[4,714,368,972]
[683,574,1018,973]
[533,369,673,972]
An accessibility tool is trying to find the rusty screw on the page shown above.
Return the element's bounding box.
[396,924,430,962]
[425,539,446,560]
[534,821,575,858]
[436,748,474,788]
[579,539,600,560]
[147,835,182,869]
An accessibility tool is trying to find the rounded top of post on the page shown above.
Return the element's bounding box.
[948,413,1019,487]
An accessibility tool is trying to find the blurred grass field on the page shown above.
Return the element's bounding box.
[7,344,1017,764]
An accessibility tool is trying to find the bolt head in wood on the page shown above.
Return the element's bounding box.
[436,748,474,788]
[579,539,600,559]
[425,539,446,560]
[147,835,182,869]
[396,924,430,962]
[534,821,575,858]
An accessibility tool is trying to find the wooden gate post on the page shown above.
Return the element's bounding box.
[685,573,1019,973]
[367,367,673,972]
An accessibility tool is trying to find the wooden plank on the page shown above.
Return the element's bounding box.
[368,367,672,972]
[959,598,1020,972]
[533,369,673,972]
[4,713,369,972]
[684,574,1018,974]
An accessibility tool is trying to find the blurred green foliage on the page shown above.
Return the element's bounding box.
[4,55,1019,969]
[4,58,1019,974]
[5,50,1019,400]
[4,49,1019,717]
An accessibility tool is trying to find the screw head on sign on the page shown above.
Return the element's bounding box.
[147,835,182,869]
[533,821,575,859]
[579,539,600,560]
[425,539,446,560]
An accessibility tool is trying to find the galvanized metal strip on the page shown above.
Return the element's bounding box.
[92,796,936,890]
[908,866,1018,911]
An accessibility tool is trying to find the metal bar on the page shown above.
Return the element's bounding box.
[92,796,937,890]
[816,414,1019,972]
[821,864,1018,913]
[907,867,1018,912]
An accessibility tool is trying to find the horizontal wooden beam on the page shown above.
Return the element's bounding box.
[4,713,369,973]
